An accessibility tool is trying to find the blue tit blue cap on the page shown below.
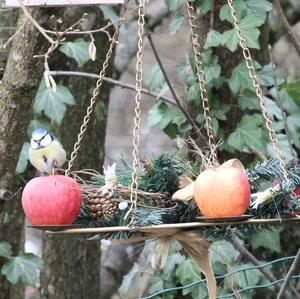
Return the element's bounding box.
[31,128,49,140]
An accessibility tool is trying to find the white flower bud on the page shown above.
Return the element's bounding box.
[118,202,128,210]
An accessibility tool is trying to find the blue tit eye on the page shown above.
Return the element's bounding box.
[40,133,53,147]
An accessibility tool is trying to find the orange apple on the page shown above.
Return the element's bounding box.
[22,175,82,225]
[194,166,250,217]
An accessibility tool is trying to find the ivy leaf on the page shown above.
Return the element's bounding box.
[221,29,239,52]
[227,114,267,151]
[100,6,119,22]
[15,142,30,174]
[210,240,240,266]
[165,0,185,11]
[176,258,202,285]
[1,253,43,286]
[204,30,223,49]
[219,0,247,23]
[195,0,212,14]
[250,230,281,253]
[187,83,200,102]
[147,63,165,92]
[0,241,12,258]
[60,38,90,67]
[247,0,272,20]
[163,253,185,281]
[283,82,300,103]
[204,65,221,84]
[267,134,296,159]
[148,102,174,129]
[225,263,263,289]
[34,81,75,124]
[257,64,285,86]
[169,14,184,35]
[238,91,260,110]
[228,61,260,94]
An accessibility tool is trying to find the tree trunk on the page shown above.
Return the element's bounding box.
[0,8,50,299]
[40,8,113,299]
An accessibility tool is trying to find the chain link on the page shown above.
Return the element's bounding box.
[186,1,218,165]
[65,2,128,176]
[227,0,289,181]
[124,0,145,223]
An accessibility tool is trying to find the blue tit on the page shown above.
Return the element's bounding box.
[28,128,66,175]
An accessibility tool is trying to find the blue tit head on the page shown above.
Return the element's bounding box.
[30,128,54,150]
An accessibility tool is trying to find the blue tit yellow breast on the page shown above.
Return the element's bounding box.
[28,140,66,174]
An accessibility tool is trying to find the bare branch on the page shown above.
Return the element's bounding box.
[277,249,300,299]
[230,235,293,299]
[273,0,300,58]
[49,70,177,106]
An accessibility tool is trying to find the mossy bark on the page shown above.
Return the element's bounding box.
[0,8,50,299]
[40,8,113,299]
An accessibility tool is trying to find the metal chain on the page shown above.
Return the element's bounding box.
[227,0,289,181]
[124,0,145,223]
[186,1,218,165]
[65,2,128,176]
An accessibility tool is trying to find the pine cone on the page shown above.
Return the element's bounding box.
[86,188,118,219]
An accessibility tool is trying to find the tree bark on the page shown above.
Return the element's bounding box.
[40,8,113,299]
[0,8,50,299]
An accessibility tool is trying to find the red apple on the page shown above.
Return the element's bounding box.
[22,175,82,225]
[194,166,250,217]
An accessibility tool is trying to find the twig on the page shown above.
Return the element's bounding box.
[230,235,293,299]
[49,70,177,106]
[44,7,138,37]
[277,248,300,299]
[273,0,300,58]
[18,0,54,44]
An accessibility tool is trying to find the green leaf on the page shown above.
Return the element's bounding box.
[100,6,119,22]
[147,63,165,92]
[166,0,185,11]
[195,0,212,14]
[176,258,202,285]
[238,91,260,110]
[187,83,200,102]
[169,14,184,35]
[210,240,240,266]
[1,253,43,286]
[225,263,263,289]
[228,61,260,94]
[204,65,221,84]
[257,64,285,86]
[34,81,75,124]
[0,241,12,258]
[221,29,239,52]
[267,134,296,159]
[59,38,90,67]
[250,230,281,253]
[163,253,185,281]
[15,142,30,174]
[148,102,173,129]
[247,0,272,20]
[204,30,222,49]
[219,1,247,23]
[227,114,267,151]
